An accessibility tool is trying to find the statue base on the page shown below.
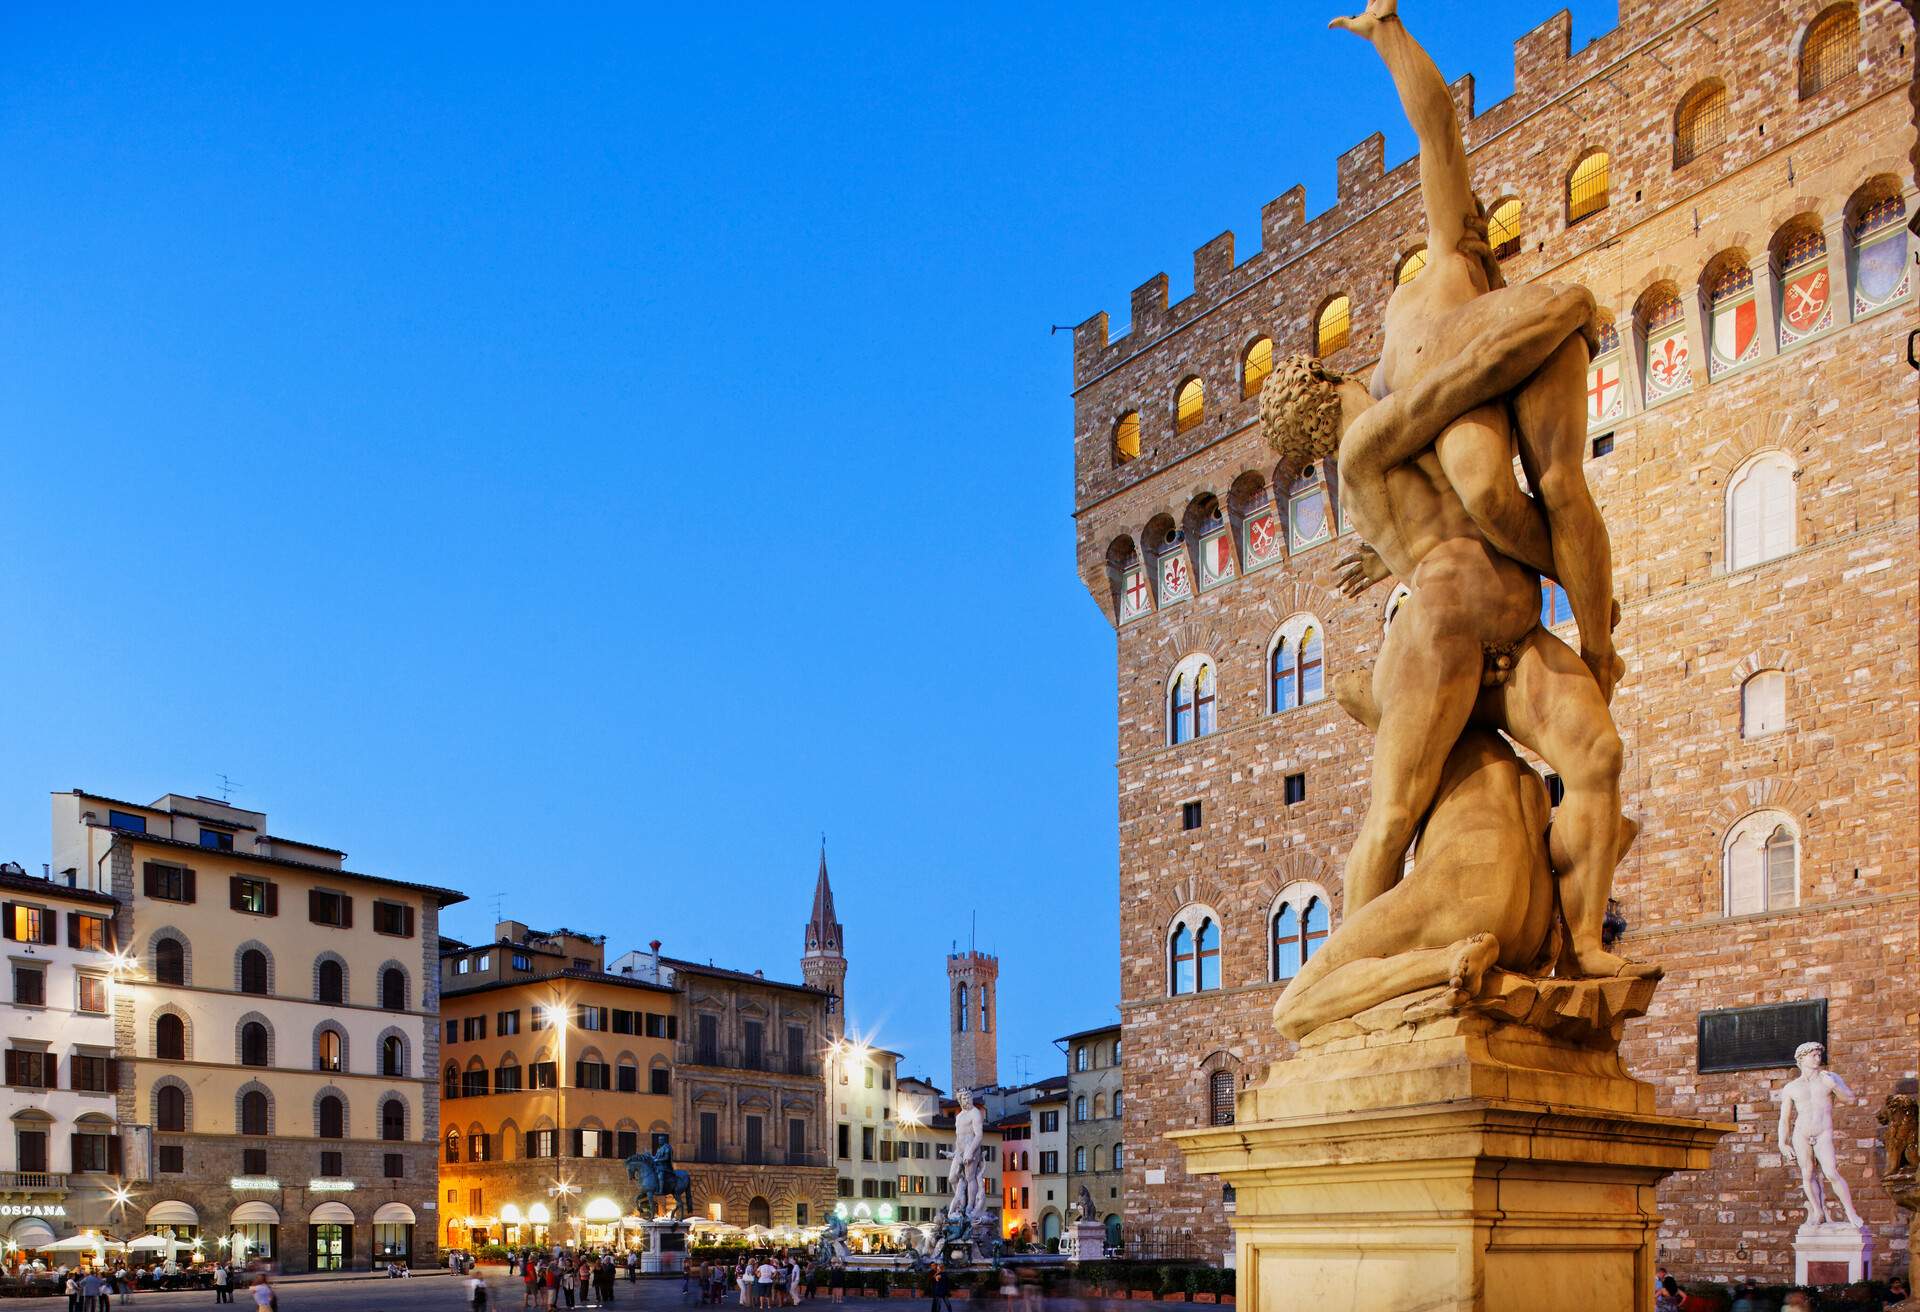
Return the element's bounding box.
[1793,1222,1872,1285]
[1073,1220,1107,1259]
[1171,1011,1731,1312]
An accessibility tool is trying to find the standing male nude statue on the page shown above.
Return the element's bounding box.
[1778,1041,1868,1228]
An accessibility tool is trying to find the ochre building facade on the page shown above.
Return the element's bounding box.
[1068,0,1917,1280]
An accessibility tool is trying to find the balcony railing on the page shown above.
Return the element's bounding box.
[0,1172,67,1191]
[679,1046,821,1078]
[684,1147,825,1169]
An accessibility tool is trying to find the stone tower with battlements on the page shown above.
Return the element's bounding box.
[801,842,846,1039]
[947,949,999,1092]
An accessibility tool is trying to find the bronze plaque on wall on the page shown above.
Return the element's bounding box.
[1697,999,1828,1073]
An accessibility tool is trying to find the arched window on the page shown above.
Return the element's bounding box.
[1074,1096,1088,1122]
[316,958,345,1004]
[1113,1091,1123,1117]
[1568,151,1610,226]
[1092,1093,1107,1119]
[445,1128,460,1164]
[1799,5,1859,99]
[1168,656,1217,745]
[748,1197,772,1229]
[980,987,991,1033]
[156,1013,185,1061]
[1111,1144,1125,1170]
[957,982,970,1033]
[1269,618,1325,713]
[1242,338,1274,400]
[1208,1070,1235,1126]
[1073,1147,1087,1172]
[1487,198,1524,261]
[1194,918,1220,991]
[1272,894,1331,981]
[1113,412,1141,466]
[444,1065,460,1099]
[318,1095,344,1140]
[1315,296,1351,356]
[1540,579,1572,627]
[240,1090,269,1136]
[380,967,407,1013]
[381,1035,406,1078]
[1741,670,1787,738]
[1384,583,1411,633]
[1168,923,1195,996]
[1174,378,1205,434]
[240,1021,269,1068]
[1674,82,1728,168]
[317,1030,343,1073]
[381,1099,406,1142]
[156,1084,187,1132]
[1726,452,1795,569]
[154,937,185,986]
[1394,247,1428,285]
[1725,812,1800,915]
[239,948,269,996]
[1169,907,1224,995]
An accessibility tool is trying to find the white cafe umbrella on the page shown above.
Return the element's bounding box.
[41,1235,111,1253]
[127,1234,175,1252]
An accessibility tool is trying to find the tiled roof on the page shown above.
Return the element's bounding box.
[660,956,824,996]
[1054,1021,1122,1044]
[0,869,118,908]
[441,965,678,1000]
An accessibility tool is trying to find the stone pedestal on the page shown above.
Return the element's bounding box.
[1071,1219,1107,1259]
[1793,1222,1871,1285]
[1173,992,1731,1312]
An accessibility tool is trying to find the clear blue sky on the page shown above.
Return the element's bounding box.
[0,1,1618,1088]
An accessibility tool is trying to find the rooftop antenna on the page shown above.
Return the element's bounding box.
[970,910,977,953]
[216,774,243,803]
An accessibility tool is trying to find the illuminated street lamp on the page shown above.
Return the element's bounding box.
[548,1177,580,1250]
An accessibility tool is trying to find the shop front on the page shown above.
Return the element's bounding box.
[371,1202,415,1266]
[226,1201,279,1264]
[145,1200,204,1263]
[307,1201,354,1272]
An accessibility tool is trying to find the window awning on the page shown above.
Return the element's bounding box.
[7,1218,57,1249]
[372,1203,416,1224]
[146,1201,199,1226]
[309,1201,355,1224]
[229,1202,280,1225]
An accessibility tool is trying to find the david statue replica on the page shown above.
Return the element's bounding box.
[1777,1042,1872,1283]
[1171,6,1730,1309]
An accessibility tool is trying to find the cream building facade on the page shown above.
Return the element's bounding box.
[0,863,124,1259]
[52,790,464,1273]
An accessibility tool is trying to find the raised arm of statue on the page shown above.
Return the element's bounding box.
[1332,0,1475,261]
[1343,285,1595,487]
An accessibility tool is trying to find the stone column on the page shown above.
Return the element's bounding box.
[1748,253,1781,365]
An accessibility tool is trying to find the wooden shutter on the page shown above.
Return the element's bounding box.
[0,903,14,942]
[40,912,55,946]
[181,867,196,903]
[66,913,78,948]
[42,1054,56,1089]
[1759,465,1793,561]
[2,1050,16,1085]
[143,864,159,897]
[108,1135,123,1174]
[264,882,278,916]
[402,904,415,937]
[70,1134,81,1170]
[575,1060,587,1088]
[230,877,245,911]
[106,1058,120,1092]
[340,895,353,928]
[1730,477,1761,568]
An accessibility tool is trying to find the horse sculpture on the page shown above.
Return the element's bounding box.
[625,1145,693,1222]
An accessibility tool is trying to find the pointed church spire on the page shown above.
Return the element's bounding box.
[809,837,838,934]
[802,835,847,1039]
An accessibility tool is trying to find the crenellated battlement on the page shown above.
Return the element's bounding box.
[1071,1,1687,381]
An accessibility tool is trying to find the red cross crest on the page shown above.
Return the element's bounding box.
[1586,361,1619,421]
[1124,571,1150,614]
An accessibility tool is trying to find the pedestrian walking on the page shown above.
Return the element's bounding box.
[828,1263,845,1306]
[523,1259,540,1310]
[250,1275,275,1312]
[928,1265,952,1312]
[786,1258,801,1307]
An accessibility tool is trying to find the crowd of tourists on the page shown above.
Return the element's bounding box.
[684,1252,812,1307]
[505,1249,632,1309]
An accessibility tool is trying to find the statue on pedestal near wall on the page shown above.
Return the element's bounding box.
[1778,1042,1867,1229]
[1259,0,1659,1048]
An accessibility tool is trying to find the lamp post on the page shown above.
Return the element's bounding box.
[547,1179,579,1254]
[540,1001,570,1251]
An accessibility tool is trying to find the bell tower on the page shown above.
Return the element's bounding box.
[947,948,999,1092]
[801,840,847,1039]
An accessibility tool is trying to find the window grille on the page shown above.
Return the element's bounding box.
[1568,152,1610,225]
[1209,1071,1235,1126]
[1174,379,1204,434]
[1799,7,1859,99]
[1674,84,1728,168]
[1315,297,1351,355]
[1487,199,1524,260]
[1242,338,1273,399]
[1113,412,1140,464]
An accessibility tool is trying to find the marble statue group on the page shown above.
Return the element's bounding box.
[1261,0,1656,1044]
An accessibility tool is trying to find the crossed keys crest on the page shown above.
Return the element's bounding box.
[1784,269,1829,329]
